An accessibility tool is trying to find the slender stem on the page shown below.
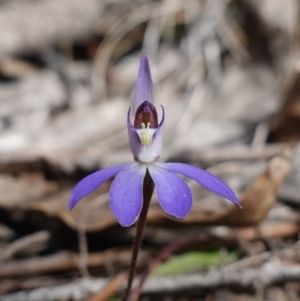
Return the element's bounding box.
[129,233,215,301]
[122,172,154,301]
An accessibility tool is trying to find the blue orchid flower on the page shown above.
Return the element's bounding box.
[69,54,241,227]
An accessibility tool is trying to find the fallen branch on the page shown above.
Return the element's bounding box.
[2,263,300,301]
[86,272,127,301]
[145,263,300,292]
[0,231,50,261]
[0,249,145,278]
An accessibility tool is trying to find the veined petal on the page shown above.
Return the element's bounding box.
[110,165,147,227]
[128,106,165,163]
[69,164,131,210]
[135,54,153,111]
[148,165,192,219]
[159,163,241,208]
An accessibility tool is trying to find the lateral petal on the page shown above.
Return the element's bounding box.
[69,164,131,210]
[110,165,147,227]
[148,166,192,219]
[159,163,241,208]
[127,107,142,159]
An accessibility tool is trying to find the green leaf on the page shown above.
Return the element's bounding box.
[151,250,237,277]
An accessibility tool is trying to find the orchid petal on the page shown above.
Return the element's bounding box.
[127,107,142,160]
[69,164,131,210]
[110,165,146,227]
[135,54,153,111]
[148,165,192,219]
[159,163,241,208]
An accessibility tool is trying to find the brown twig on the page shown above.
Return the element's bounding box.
[0,231,50,262]
[0,249,144,278]
[86,272,127,301]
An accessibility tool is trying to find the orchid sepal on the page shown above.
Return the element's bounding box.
[135,53,153,112]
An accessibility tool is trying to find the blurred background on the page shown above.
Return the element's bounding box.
[0,0,300,300]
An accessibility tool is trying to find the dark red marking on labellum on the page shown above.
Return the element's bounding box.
[134,101,158,128]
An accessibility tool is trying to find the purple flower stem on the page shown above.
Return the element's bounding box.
[122,171,154,301]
